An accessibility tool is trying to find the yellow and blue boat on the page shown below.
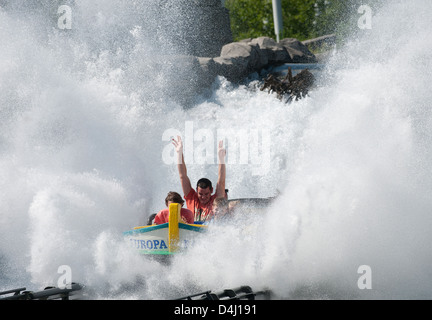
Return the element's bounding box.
[123,203,207,255]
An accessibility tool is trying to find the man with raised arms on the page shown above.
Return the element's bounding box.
[172,136,226,223]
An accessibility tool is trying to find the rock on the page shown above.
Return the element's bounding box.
[197,57,220,86]
[220,42,261,67]
[213,56,250,82]
[215,37,317,82]
[218,42,263,81]
[159,36,319,105]
[198,56,249,83]
[279,38,318,63]
[197,57,215,73]
[247,36,292,64]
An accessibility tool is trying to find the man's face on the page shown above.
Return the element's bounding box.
[197,187,212,205]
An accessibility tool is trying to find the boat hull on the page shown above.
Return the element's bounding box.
[123,204,207,255]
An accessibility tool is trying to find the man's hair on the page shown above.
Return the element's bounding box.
[196,178,213,190]
[165,191,185,206]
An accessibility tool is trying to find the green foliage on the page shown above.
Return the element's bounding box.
[224,0,274,41]
[225,0,385,42]
[225,0,317,41]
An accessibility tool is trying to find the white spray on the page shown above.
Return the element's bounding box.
[1,0,431,299]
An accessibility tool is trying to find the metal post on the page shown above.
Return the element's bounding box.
[168,203,180,253]
[272,0,283,42]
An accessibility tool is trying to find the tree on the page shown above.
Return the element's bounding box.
[225,0,384,42]
[225,0,274,41]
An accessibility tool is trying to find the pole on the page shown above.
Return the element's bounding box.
[272,0,283,42]
[168,203,180,253]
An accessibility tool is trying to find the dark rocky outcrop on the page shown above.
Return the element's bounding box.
[169,36,319,105]
[200,36,318,82]
[260,67,315,102]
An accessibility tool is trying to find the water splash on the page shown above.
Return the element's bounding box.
[1,0,432,299]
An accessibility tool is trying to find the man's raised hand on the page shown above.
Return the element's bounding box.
[172,136,183,154]
[218,140,226,164]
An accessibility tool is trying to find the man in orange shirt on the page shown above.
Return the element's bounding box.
[154,191,194,225]
[172,136,226,222]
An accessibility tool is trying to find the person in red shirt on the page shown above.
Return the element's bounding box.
[172,136,226,222]
[154,191,194,225]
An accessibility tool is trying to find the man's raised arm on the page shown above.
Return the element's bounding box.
[172,136,192,197]
[215,140,226,198]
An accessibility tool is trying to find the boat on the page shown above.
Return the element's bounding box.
[123,203,207,255]
[123,197,275,257]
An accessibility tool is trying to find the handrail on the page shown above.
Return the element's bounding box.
[176,286,271,300]
[0,283,83,300]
